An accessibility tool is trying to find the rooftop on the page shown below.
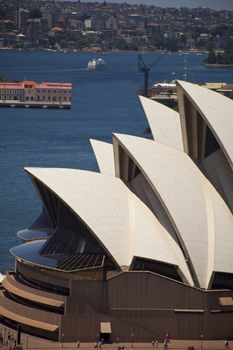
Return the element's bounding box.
[0,81,72,90]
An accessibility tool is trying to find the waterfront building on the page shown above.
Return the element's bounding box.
[84,17,103,31]
[0,81,72,108]
[105,16,118,31]
[41,12,56,29]
[0,81,232,342]
[147,81,233,108]
[14,8,29,31]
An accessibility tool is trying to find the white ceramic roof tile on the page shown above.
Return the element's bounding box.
[177,80,233,170]
[90,139,115,176]
[112,133,232,289]
[25,167,193,285]
[139,95,184,151]
[207,179,233,280]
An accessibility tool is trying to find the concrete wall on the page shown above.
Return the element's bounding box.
[61,271,233,341]
[9,265,233,341]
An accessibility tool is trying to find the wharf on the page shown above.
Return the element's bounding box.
[0,100,71,109]
[150,94,177,108]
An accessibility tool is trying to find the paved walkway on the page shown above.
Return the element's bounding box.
[0,328,231,350]
[1,338,232,350]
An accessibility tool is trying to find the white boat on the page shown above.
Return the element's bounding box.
[87,58,106,70]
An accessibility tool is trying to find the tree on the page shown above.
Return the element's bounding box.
[205,51,216,64]
[211,25,229,37]
[0,74,6,82]
[29,9,42,19]
[0,10,6,20]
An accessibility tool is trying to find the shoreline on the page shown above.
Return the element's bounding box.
[205,63,233,68]
[0,47,207,54]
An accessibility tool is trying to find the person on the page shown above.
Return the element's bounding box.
[163,339,168,350]
[225,340,229,349]
[77,340,80,348]
[165,334,170,343]
[116,337,119,344]
[155,340,159,349]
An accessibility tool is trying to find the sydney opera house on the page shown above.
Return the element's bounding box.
[0,81,233,342]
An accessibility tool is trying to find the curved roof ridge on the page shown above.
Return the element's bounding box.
[139,95,184,152]
[176,80,233,170]
[113,133,232,288]
[206,178,233,286]
[24,167,193,286]
[90,139,115,176]
[198,174,216,289]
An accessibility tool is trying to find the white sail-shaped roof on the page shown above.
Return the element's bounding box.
[25,167,193,286]
[90,139,115,176]
[204,177,233,286]
[113,133,233,289]
[18,82,233,291]
[139,95,184,151]
[177,80,233,170]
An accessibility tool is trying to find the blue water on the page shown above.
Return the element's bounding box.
[0,50,233,273]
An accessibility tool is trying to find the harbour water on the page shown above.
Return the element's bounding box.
[0,50,233,273]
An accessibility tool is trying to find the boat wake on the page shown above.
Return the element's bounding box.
[42,68,88,72]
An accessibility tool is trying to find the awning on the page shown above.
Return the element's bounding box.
[219,297,233,306]
[100,322,112,333]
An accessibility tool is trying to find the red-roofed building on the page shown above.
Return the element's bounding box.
[50,26,64,32]
[0,81,72,108]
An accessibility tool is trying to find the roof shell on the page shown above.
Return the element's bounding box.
[90,139,115,176]
[113,133,233,289]
[205,178,233,283]
[139,95,184,151]
[25,167,193,285]
[177,80,233,170]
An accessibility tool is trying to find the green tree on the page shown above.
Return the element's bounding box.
[0,74,6,82]
[0,10,6,20]
[206,51,216,64]
[29,9,42,19]
[211,25,229,37]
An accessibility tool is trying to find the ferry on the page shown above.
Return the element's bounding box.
[87,58,106,70]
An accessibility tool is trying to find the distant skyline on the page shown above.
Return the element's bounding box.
[76,0,233,11]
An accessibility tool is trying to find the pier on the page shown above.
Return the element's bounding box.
[0,100,71,109]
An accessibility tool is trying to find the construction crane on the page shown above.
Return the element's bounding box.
[138,53,166,97]
[138,54,150,97]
